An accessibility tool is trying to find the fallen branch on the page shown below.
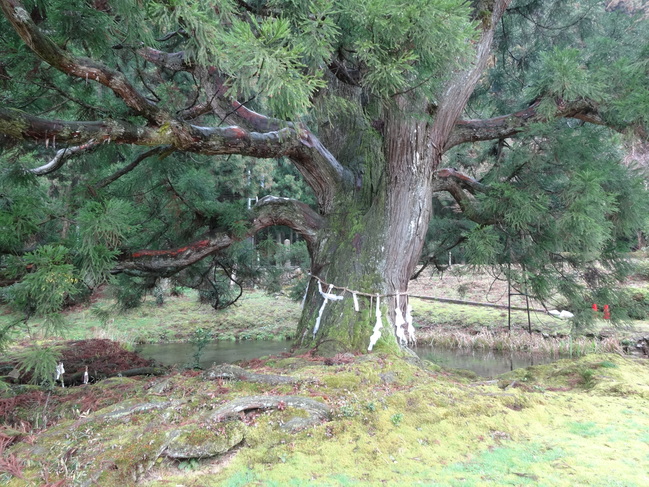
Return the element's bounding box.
[64,366,167,386]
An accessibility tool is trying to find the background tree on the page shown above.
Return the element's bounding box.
[0,0,647,354]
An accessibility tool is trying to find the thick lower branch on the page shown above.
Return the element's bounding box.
[446,98,611,150]
[114,196,324,276]
[0,107,298,156]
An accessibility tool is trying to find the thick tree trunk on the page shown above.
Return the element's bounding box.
[294,0,512,354]
[295,111,437,355]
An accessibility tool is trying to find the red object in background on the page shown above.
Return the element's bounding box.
[592,303,598,312]
[603,305,611,320]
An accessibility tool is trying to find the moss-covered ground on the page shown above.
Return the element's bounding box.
[2,353,648,486]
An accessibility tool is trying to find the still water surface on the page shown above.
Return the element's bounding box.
[413,345,559,377]
[137,340,561,377]
[137,340,291,369]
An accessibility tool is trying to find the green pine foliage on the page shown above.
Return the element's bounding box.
[0,0,648,344]
[17,345,61,386]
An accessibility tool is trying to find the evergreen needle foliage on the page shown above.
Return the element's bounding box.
[0,0,647,352]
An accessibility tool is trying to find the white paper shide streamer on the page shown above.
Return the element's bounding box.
[312,281,343,338]
[394,294,407,345]
[301,279,310,309]
[55,362,65,388]
[368,295,382,351]
[405,303,416,344]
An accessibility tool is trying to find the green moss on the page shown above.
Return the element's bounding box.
[0,108,30,139]
[5,354,649,486]
[322,372,362,390]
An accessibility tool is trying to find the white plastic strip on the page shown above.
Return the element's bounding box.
[55,362,65,388]
[313,284,342,338]
[55,362,65,380]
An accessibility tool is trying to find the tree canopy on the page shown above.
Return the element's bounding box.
[1,0,648,353]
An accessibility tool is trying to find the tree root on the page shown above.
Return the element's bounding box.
[206,395,331,432]
[202,364,300,385]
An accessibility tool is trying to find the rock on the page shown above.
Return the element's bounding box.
[147,377,173,394]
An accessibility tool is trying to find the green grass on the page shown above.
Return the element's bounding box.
[0,290,301,345]
[411,298,565,333]
[2,287,647,353]
[411,298,649,343]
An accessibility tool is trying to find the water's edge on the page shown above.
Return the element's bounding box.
[137,340,562,377]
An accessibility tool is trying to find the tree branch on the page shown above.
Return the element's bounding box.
[94,146,169,190]
[0,107,294,154]
[29,139,99,175]
[429,0,512,162]
[114,196,324,277]
[0,0,166,124]
[445,98,610,150]
[0,106,349,210]
[435,168,486,194]
[432,168,494,225]
[0,107,163,145]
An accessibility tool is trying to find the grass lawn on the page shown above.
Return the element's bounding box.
[2,284,648,353]
[1,290,301,346]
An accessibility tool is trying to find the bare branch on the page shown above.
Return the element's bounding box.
[435,168,486,194]
[432,168,494,225]
[114,196,324,277]
[0,0,166,124]
[29,139,99,175]
[137,47,195,73]
[94,146,169,190]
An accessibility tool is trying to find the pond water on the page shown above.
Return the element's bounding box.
[413,345,560,377]
[136,340,291,369]
[137,340,562,377]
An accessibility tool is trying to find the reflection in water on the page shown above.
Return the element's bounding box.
[413,345,560,377]
[137,340,562,377]
[137,340,291,369]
